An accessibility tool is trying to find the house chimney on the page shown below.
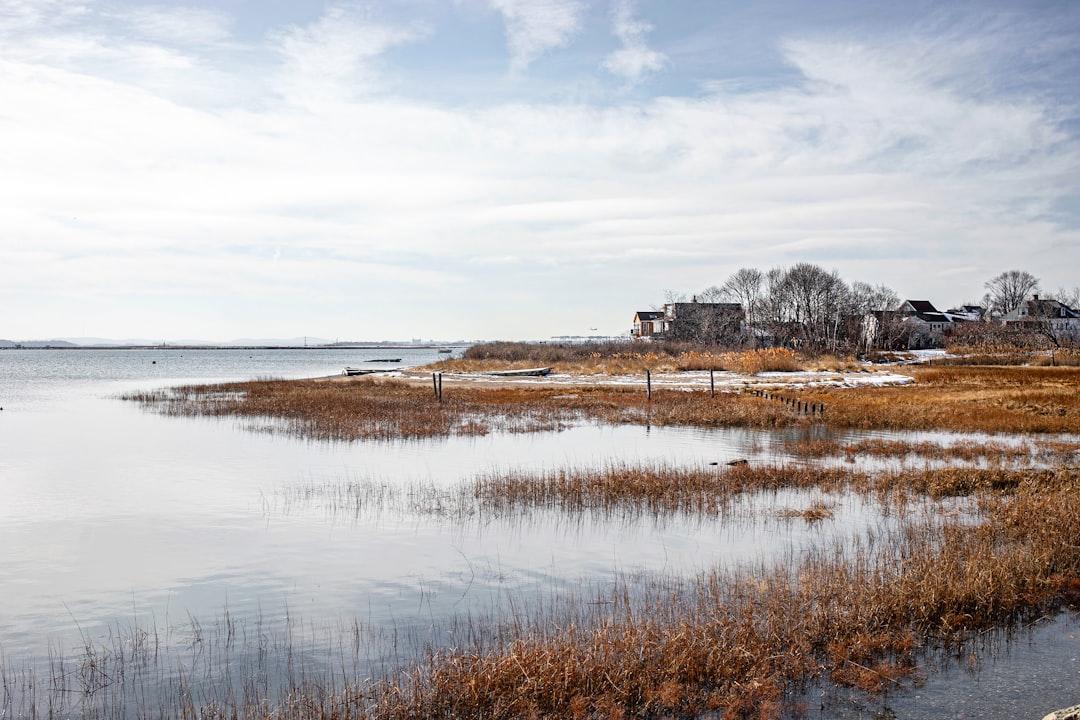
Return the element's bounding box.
[691,295,697,303]
[1033,294,1039,301]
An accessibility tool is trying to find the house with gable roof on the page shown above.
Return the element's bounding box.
[897,300,958,348]
[1000,295,1080,345]
[632,300,745,344]
[631,310,666,338]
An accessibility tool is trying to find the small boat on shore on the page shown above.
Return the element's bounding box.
[482,367,553,377]
[342,367,378,376]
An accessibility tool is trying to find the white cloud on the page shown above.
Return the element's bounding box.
[487,0,585,74]
[119,6,233,46]
[272,4,428,105]
[602,0,667,83]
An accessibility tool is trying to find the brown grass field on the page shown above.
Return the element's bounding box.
[114,354,1080,719]
[125,363,1080,438]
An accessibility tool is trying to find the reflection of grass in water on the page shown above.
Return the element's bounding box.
[7,480,1079,719]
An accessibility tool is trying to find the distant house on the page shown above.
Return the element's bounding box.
[897,300,959,348]
[631,310,666,338]
[1000,295,1080,345]
[945,305,987,322]
[632,300,744,344]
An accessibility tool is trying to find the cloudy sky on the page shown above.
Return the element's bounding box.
[2,0,1078,342]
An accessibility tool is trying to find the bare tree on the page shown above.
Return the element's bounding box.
[1048,286,1080,310]
[663,289,687,306]
[850,281,901,352]
[780,263,850,353]
[985,270,1039,316]
[758,266,796,348]
[695,285,725,303]
[719,268,764,331]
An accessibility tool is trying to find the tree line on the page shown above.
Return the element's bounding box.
[658,265,1079,354]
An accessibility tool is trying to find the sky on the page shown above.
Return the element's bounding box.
[2,0,1079,342]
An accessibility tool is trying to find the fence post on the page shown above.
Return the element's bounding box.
[710,368,715,398]
[647,369,652,401]
[432,373,438,399]
[438,372,443,402]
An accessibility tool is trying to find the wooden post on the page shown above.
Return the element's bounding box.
[646,369,652,401]
[438,372,443,402]
[710,368,715,398]
[432,373,438,399]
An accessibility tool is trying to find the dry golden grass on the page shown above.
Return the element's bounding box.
[349,478,1080,720]
[429,347,810,377]
[800,366,1080,434]
[127,365,1080,439]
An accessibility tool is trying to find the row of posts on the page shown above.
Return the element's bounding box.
[647,370,822,415]
[430,370,821,415]
[748,388,824,415]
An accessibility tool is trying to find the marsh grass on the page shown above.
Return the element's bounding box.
[127,365,1080,441]
[782,437,1058,464]
[7,458,1080,719]
[356,483,1080,720]
[101,362,1080,718]
[123,378,583,440]
[270,464,869,525]
[434,346,810,376]
[800,366,1080,434]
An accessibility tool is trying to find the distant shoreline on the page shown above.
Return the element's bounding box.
[0,344,469,351]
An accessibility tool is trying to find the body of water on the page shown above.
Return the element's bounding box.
[0,348,1075,718]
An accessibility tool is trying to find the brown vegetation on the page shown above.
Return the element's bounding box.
[436,345,808,376]
[126,365,1080,439]
[349,477,1080,720]
[106,354,1080,718]
[801,366,1080,434]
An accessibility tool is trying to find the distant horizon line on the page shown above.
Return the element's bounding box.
[0,334,627,349]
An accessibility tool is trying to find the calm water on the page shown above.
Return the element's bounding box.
[0,348,1076,718]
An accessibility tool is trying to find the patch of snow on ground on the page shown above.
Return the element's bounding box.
[400,368,915,390]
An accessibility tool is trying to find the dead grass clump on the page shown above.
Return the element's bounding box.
[805,355,862,372]
[123,378,578,440]
[723,348,803,374]
[777,501,835,522]
[783,438,1036,465]
[872,467,1077,499]
[469,464,863,519]
[1030,350,1080,367]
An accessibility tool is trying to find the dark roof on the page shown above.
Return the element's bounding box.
[1028,298,1080,319]
[634,311,664,321]
[904,300,939,314]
